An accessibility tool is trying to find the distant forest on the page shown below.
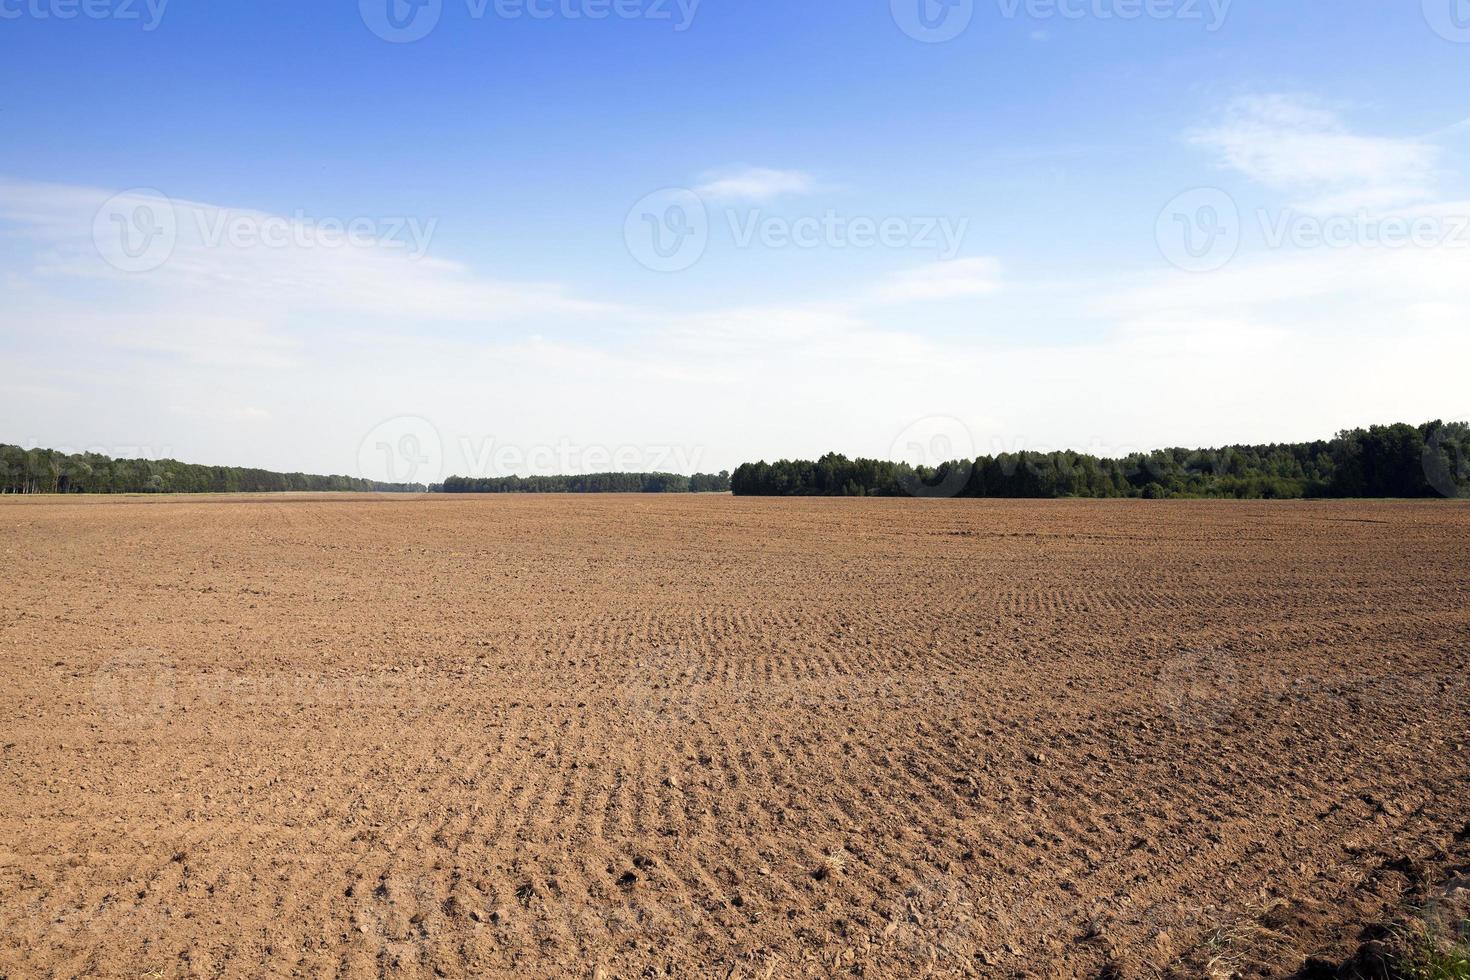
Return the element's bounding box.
[731,421,1470,500]
[0,445,425,495]
[437,472,731,494]
[0,444,730,495]
[7,421,1468,499]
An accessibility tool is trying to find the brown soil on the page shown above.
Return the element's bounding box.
[1,495,1467,979]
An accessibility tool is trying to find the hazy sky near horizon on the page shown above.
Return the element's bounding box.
[3,1,1469,482]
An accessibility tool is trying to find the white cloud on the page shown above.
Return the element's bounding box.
[3,166,1467,479]
[693,167,816,202]
[867,258,1003,304]
[0,178,612,325]
[1190,95,1440,209]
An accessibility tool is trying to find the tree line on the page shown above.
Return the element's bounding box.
[8,421,1467,499]
[0,444,732,495]
[730,421,1470,500]
[437,472,731,494]
[0,445,425,494]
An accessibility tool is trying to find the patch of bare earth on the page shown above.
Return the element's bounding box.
[1,496,1467,978]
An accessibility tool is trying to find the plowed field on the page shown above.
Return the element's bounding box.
[2,495,1467,978]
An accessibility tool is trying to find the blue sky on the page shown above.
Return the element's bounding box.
[3,1,1469,481]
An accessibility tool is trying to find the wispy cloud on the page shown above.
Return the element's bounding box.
[868,257,1003,304]
[1190,95,1440,210]
[693,167,816,202]
[0,178,612,325]
[4,162,1467,477]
